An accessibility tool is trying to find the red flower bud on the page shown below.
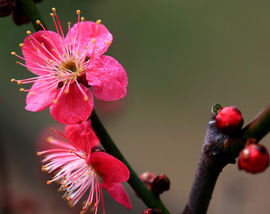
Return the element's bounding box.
[139,172,156,190]
[215,106,243,135]
[143,208,162,214]
[238,144,269,174]
[151,174,170,195]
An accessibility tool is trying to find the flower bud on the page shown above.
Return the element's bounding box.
[238,144,269,174]
[143,208,162,214]
[215,106,243,135]
[139,172,156,189]
[151,174,170,195]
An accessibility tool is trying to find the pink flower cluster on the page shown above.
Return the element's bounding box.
[11,9,127,124]
[11,8,131,213]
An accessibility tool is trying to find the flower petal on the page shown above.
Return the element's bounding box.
[90,152,130,183]
[65,120,99,153]
[65,21,112,57]
[25,79,58,112]
[50,83,93,124]
[86,55,128,101]
[102,182,132,209]
[22,31,64,75]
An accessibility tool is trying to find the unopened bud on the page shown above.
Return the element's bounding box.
[143,208,162,214]
[238,143,269,174]
[139,172,156,189]
[151,174,170,195]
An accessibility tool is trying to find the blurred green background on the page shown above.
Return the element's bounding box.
[1,0,270,213]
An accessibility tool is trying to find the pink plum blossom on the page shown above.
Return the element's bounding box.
[11,9,128,124]
[37,120,131,213]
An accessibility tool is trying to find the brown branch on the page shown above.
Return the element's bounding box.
[182,103,270,214]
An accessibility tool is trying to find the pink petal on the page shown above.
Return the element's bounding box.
[49,83,93,124]
[65,120,99,153]
[86,55,128,101]
[25,79,58,112]
[65,21,112,57]
[22,31,64,75]
[102,182,132,209]
[90,152,130,183]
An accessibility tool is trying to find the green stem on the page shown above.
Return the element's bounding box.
[19,0,46,31]
[91,111,171,213]
[21,0,171,212]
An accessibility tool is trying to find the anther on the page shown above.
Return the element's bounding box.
[53,99,58,104]
[92,38,96,43]
[52,7,56,12]
[36,152,41,156]
[47,136,53,143]
[47,180,52,185]
[76,10,81,15]
[29,91,34,96]
[19,43,24,47]
[96,19,101,25]
[50,13,54,17]
[17,81,22,85]
[84,96,89,101]
[11,51,16,55]
[69,149,73,153]
[10,78,16,82]
[106,41,111,45]
[19,88,25,92]
[36,20,41,25]
[81,17,85,22]
[26,30,31,35]
[68,21,71,25]
[16,61,20,64]
[64,89,69,94]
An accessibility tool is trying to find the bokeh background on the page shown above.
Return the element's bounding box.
[1,0,270,213]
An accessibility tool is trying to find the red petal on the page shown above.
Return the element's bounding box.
[22,31,64,75]
[49,83,93,124]
[65,21,112,57]
[90,152,130,183]
[86,55,128,101]
[25,79,58,112]
[102,182,132,209]
[65,120,99,153]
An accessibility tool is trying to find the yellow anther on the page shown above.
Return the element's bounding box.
[81,17,85,22]
[17,81,22,85]
[96,19,101,25]
[84,96,89,101]
[41,166,47,172]
[26,30,31,35]
[76,10,81,15]
[36,152,41,156]
[10,78,16,82]
[50,13,54,17]
[53,99,57,104]
[19,43,24,47]
[68,21,71,25]
[80,211,85,214]
[47,136,53,143]
[52,7,56,12]
[19,88,25,92]
[91,38,96,43]
[57,188,62,192]
[41,42,44,46]
[29,91,34,96]
[47,180,52,185]
[36,20,41,25]
[11,51,16,55]
[16,61,20,64]
[106,41,111,45]
[64,89,69,94]
[69,149,73,153]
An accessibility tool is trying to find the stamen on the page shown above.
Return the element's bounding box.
[96,19,101,25]
[52,7,64,37]
[26,30,31,35]
[106,41,111,45]
[36,20,41,25]
[11,51,16,55]
[19,43,24,47]
[10,78,16,82]
[81,17,85,22]
[19,88,25,92]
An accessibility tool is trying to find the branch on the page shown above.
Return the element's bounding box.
[182,103,270,214]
